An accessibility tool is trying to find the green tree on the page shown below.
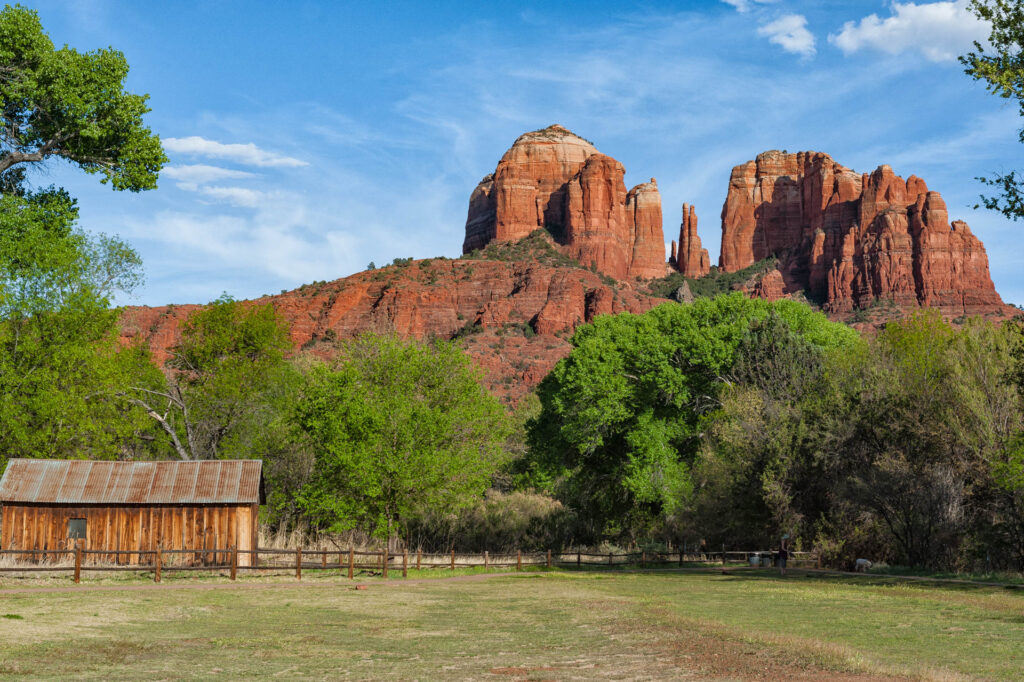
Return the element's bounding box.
[0,189,148,466]
[0,4,166,193]
[294,334,510,545]
[525,294,858,543]
[961,0,1024,219]
[123,296,296,461]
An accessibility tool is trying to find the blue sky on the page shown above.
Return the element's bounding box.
[26,0,1024,306]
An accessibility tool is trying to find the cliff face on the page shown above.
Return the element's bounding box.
[719,150,1004,315]
[121,243,663,403]
[464,125,667,281]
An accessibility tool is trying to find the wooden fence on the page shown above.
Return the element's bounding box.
[0,547,818,584]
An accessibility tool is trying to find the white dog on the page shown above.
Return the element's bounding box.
[855,558,873,572]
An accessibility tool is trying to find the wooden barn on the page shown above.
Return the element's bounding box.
[0,459,263,566]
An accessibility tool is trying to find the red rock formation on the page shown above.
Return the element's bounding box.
[675,203,710,277]
[120,249,663,403]
[465,125,667,281]
[719,150,1004,315]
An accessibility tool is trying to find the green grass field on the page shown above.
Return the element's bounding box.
[1,569,1021,680]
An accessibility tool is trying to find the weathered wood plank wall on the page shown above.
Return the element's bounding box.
[0,504,258,566]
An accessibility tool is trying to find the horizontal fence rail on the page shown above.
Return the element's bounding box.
[0,546,817,584]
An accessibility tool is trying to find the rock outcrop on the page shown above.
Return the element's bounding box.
[672,203,710,277]
[464,125,667,281]
[719,150,1004,315]
[121,244,663,403]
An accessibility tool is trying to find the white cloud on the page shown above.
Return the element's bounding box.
[829,1,989,62]
[195,186,270,208]
[162,164,257,185]
[720,0,777,13]
[163,136,309,168]
[757,14,816,57]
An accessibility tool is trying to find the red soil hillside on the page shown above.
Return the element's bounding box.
[120,234,663,403]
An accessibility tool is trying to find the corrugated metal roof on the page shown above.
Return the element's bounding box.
[0,460,264,504]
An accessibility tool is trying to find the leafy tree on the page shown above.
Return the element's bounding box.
[123,296,296,461]
[961,0,1024,219]
[294,334,510,545]
[0,189,148,466]
[525,294,858,543]
[0,4,166,193]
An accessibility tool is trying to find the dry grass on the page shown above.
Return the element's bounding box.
[1,570,1021,680]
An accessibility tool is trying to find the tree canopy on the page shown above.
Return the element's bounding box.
[0,4,166,193]
[523,294,859,542]
[961,0,1024,220]
[295,334,511,543]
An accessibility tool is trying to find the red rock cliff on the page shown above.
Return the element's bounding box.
[464,125,667,281]
[121,243,663,403]
[719,150,1004,314]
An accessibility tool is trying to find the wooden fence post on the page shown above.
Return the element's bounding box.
[321,551,327,570]
[609,552,613,566]
[348,548,354,579]
[296,547,302,581]
[546,549,551,568]
[382,547,389,579]
[451,550,455,571]
[230,547,237,581]
[517,549,522,572]
[484,550,489,569]
[576,550,581,568]
[417,549,422,570]
[74,544,82,584]
[403,550,408,578]
[155,545,162,583]
[679,549,683,567]
[722,544,726,566]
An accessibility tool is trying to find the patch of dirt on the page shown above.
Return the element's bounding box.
[620,613,913,681]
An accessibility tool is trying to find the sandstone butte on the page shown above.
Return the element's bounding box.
[121,132,1014,403]
[719,150,1010,316]
[464,124,668,281]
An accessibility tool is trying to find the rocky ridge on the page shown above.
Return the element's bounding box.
[719,150,1006,315]
[121,234,662,402]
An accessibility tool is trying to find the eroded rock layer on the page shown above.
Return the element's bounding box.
[464,125,667,280]
[719,150,1004,314]
[120,253,662,403]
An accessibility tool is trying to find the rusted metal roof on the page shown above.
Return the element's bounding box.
[0,460,264,505]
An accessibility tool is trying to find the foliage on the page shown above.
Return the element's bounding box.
[122,296,297,461]
[406,489,571,552]
[462,229,584,269]
[523,294,858,543]
[960,0,1024,219]
[0,189,148,466]
[0,4,166,192]
[294,334,511,542]
[646,259,778,300]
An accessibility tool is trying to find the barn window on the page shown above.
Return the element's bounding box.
[68,518,86,539]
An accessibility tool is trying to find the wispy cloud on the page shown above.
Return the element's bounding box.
[163,136,309,168]
[162,164,257,186]
[757,14,816,57]
[195,186,270,208]
[829,1,988,62]
[720,0,778,13]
